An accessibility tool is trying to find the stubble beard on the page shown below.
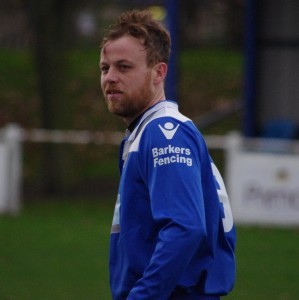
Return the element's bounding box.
[106,73,153,121]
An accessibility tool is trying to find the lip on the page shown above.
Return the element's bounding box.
[106,88,123,95]
[106,89,124,101]
[107,90,123,95]
[106,89,123,101]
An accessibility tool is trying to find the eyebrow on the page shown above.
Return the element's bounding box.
[116,59,133,65]
[100,59,133,66]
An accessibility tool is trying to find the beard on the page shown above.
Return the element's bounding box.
[105,72,153,121]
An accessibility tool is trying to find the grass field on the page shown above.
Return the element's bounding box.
[1,198,298,300]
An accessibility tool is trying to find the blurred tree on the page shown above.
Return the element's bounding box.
[25,0,73,129]
[25,0,76,195]
[179,0,244,48]
[179,0,201,48]
[226,0,244,48]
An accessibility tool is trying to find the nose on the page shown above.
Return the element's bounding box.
[104,67,119,84]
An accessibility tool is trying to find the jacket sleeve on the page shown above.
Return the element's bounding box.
[127,118,209,299]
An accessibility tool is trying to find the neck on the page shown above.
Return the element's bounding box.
[123,91,166,126]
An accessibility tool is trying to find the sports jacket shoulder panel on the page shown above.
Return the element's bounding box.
[129,101,190,153]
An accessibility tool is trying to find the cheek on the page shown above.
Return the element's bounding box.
[135,72,152,89]
[100,76,105,90]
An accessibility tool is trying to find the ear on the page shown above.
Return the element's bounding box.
[153,62,167,85]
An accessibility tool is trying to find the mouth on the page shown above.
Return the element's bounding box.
[105,88,123,97]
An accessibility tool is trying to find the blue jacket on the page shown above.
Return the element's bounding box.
[110,101,236,299]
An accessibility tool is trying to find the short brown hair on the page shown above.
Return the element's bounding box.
[101,10,171,66]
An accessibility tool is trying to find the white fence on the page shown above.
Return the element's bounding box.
[1,124,299,226]
[0,124,125,215]
[0,124,22,215]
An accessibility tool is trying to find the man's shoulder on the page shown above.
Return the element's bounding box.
[129,101,201,152]
[142,101,192,134]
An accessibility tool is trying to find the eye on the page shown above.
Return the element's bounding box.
[119,64,131,72]
[100,65,109,74]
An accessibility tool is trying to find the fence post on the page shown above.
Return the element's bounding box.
[225,132,242,211]
[0,123,22,215]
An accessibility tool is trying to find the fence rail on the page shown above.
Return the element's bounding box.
[20,127,299,153]
[20,128,228,150]
[0,123,228,215]
[1,123,299,225]
[18,127,231,151]
[21,128,124,145]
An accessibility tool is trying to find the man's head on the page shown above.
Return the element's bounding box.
[101,10,171,67]
[100,10,171,125]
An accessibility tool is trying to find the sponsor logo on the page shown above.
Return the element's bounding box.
[152,145,192,167]
[158,122,179,140]
[244,182,299,210]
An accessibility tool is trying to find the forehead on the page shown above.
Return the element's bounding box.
[101,35,146,63]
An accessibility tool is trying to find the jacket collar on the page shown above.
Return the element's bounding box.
[127,100,177,133]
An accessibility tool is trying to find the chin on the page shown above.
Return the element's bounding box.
[109,108,125,118]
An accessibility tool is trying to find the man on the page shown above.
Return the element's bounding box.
[100,10,236,300]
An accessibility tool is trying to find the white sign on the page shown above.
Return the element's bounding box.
[226,135,299,226]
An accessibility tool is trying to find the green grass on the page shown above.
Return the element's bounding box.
[0,47,243,130]
[227,227,299,300]
[1,199,298,300]
[0,198,114,300]
[179,48,243,120]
